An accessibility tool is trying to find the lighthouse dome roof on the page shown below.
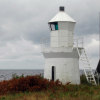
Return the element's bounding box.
[49,11,76,23]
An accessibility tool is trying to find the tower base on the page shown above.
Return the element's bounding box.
[43,47,80,85]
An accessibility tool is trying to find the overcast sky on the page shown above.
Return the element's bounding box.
[0,0,99,69]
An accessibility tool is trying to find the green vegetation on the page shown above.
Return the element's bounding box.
[0,74,100,100]
[12,73,24,79]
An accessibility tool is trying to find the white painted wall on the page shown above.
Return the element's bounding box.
[43,48,80,84]
[50,31,58,47]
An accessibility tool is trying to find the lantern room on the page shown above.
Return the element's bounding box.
[48,6,76,48]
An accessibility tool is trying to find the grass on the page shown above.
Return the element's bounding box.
[0,91,100,100]
[0,85,100,100]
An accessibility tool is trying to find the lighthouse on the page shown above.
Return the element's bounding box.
[42,7,80,84]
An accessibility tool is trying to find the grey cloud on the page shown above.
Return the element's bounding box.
[0,0,99,43]
[0,0,99,69]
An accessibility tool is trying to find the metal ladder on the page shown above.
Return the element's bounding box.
[77,47,97,85]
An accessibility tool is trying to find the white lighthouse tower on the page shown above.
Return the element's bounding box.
[42,6,80,84]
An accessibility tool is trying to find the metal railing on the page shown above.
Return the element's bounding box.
[41,37,84,49]
[74,37,84,48]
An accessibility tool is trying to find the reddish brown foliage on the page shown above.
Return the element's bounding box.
[0,75,63,95]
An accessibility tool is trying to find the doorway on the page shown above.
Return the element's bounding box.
[52,66,55,81]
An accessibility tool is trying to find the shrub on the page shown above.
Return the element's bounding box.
[80,74,90,85]
[0,74,97,96]
[12,73,24,79]
[0,75,63,95]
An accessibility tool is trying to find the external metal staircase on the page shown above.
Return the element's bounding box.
[74,38,97,85]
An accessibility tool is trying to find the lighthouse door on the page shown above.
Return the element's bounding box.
[52,66,55,81]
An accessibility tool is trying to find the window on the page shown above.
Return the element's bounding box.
[55,23,58,30]
[49,22,58,31]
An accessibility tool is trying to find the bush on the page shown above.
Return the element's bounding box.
[0,74,97,96]
[12,73,24,79]
[0,75,63,95]
[80,74,90,85]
